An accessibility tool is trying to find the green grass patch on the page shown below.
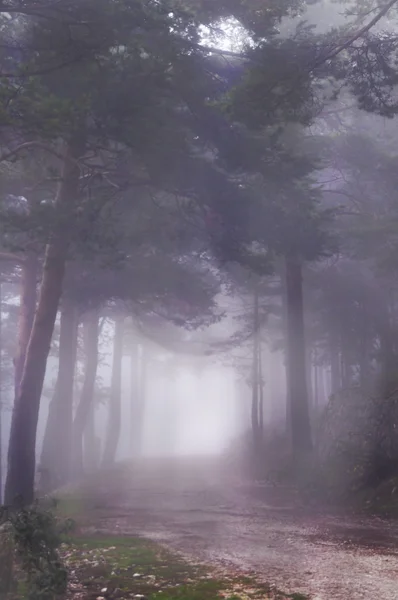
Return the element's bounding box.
[52,477,309,600]
[61,534,233,599]
[60,533,306,600]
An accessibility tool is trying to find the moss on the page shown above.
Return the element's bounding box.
[58,533,305,600]
[51,482,308,600]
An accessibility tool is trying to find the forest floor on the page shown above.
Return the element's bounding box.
[58,456,398,600]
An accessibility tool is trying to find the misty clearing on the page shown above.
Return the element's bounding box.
[1,1,398,599]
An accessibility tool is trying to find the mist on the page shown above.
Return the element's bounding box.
[1,1,398,599]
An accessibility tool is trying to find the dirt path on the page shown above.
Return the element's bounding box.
[90,457,398,599]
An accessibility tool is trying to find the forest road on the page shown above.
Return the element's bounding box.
[92,456,398,600]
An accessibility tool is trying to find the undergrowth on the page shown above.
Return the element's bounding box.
[0,502,73,600]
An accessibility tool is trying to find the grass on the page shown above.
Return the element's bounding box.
[51,476,309,600]
[57,532,309,600]
[61,533,246,600]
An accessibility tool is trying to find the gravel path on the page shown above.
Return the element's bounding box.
[93,457,398,599]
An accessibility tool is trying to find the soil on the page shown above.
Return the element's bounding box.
[73,456,398,600]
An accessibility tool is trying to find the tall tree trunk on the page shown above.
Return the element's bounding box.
[129,339,141,457]
[251,289,260,449]
[285,255,312,456]
[5,141,82,506]
[313,352,319,410]
[72,309,99,477]
[40,298,78,488]
[341,330,352,389]
[84,401,98,472]
[258,338,264,437]
[330,328,341,395]
[0,282,2,504]
[131,343,147,458]
[13,251,39,396]
[318,367,327,405]
[280,264,291,435]
[102,316,125,467]
[306,344,313,410]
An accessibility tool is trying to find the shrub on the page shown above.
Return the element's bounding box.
[0,503,68,600]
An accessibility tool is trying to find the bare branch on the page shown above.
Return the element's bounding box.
[0,252,25,265]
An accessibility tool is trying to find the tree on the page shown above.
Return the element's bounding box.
[102,315,124,467]
[72,308,99,478]
[2,0,225,504]
[4,140,83,505]
[40,296,79,486]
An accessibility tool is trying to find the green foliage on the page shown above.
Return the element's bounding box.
[0,504,70,600]
[0,521,15,598]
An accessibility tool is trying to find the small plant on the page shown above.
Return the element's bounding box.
[0,503,68,600]
[0,517,16,598]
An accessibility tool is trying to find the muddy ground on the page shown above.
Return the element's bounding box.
[83,456,398,600]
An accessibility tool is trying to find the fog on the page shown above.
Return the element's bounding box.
[2,2,398,597]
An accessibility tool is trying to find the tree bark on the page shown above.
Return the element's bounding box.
[130,343,147,458]
[258,338,264,437]
[330,328,341,395]
[306,344,313,410]
[13,251,39,397]
[40,298,78,488]
[84,401,99,472]
[102,316,125,467]
[129,339,140,457]
[285,255,312,456]
[313,354,319,410]
[0,282,2,504]
[280,265,291,435]
[72,309,99,477]
[251,289,260,450]
[341,330,353,389]
[5,141,82,506]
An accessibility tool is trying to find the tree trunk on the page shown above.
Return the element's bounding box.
[40,298,78,488]
[129,339,141,457]
[330,328,341,395]
[102,316,125,467]
[317,367,326,405]
[72,309,99,477]
[280,264,291,435]
[13,251,39,397]
[5,141,82,506]
[131,343,147,458]
[84,401,98,472]
[341,332,352,389]
[285,255,312,456]
[0,282,2,504]
[313,355,319,410]
[258,338,264,437]
[306,344,313,410]
[251,289,260,449]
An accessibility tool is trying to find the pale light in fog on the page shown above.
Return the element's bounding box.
[141,366,237,457]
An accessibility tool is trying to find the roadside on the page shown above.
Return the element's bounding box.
[54,457,398,600]
[60,533,306,600]
[57,486,306,600]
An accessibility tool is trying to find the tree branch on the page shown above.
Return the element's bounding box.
[0,141,82,169]
[312,0,398,69]
[0,252,25,265]
[0,54,87,78]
